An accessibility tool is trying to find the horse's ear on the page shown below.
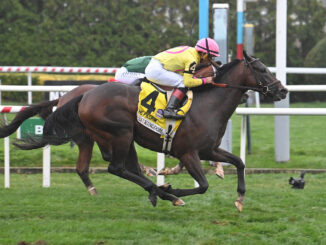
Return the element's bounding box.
[243,50,250,60]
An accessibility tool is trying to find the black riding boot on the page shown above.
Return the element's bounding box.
[163,88,187,120]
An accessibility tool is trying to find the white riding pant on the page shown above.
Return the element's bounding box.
[115,67,145,84]
[145,58,185,88]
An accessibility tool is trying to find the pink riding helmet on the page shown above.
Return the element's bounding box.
[195,38,220,57]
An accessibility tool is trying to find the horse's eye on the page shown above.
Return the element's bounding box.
[257,67,266,73]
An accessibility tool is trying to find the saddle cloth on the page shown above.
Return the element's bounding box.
[137,82,193,138]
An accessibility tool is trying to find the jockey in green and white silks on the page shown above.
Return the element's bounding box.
[115,56,152,84]
[145,38,220,119]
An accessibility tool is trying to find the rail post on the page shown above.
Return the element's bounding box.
[156,153,165,186]
[275,0,289,162]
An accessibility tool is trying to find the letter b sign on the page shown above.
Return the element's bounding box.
[20,118,45,139]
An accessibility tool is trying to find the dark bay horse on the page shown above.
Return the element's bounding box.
[13,51,288,211]
[0,84,156,195]
[1,82,224,195]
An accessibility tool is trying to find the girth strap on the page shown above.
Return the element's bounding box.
[162,119,176,155]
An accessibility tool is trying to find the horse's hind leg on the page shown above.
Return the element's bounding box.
[76,138,97,195]
[100,142,155,177]
[123,149,156,177]
[107,141,183,206]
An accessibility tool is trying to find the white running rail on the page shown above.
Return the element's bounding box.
[236,107,326,164]
[2,81,326,188]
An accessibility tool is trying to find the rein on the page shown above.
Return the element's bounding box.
[210,82,266,93]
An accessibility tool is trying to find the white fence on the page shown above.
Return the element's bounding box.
[0,66,118,73]
[0,66,118,104]
[0,85,81,188]
[0,85,77,92]
[268,67,326,74]
[238,83,326,164]
[1,66,326,188]
[2,84,326,187]
[0,66,118,188]
[236,107,326,164]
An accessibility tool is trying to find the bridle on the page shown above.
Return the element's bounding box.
[197,57,279,95]
[242,57,280,95]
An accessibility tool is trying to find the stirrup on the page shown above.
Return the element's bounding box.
[163,109,185,119]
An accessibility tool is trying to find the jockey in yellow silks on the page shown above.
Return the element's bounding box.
[145,38,220,119]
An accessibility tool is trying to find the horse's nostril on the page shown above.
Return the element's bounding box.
[279,88,288,99]
[281,88,288,94]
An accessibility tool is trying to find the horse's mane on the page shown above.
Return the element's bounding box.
[195,63,211,72]
[214,59,242,82]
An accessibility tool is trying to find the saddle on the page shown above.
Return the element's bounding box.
[137,81,193,154]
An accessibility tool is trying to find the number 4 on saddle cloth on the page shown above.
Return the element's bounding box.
[137,82,193,154]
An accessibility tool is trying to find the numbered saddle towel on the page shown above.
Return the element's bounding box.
[137,82,193,137]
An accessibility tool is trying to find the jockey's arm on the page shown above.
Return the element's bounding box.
[183,72,214,87]
[183,60,214,87]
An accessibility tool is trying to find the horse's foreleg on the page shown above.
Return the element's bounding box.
[208,147,245,212]
[160,152,209,198]
[76,139,97,195]
[159,162,183,175]
[139,163,157,177]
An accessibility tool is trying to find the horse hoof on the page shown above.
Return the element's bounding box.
[88,187,98,196]
[173,198,185,206]
[146,168,157,177]
[148,194,157,207]
[234,200,243,212]
[158,169,167,175]
[216,172,224,179]
[215,164,224,179]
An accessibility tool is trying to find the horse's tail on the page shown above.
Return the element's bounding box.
[13,95,84,150]
[0,99,59,138]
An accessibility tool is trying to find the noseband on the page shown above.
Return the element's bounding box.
[244,58,279,95]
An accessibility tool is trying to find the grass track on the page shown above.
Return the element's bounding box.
[0,173,325,245]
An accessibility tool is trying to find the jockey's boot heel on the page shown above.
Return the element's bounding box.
[163,88,187,120]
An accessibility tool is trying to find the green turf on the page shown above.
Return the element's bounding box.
[0,173,325,245]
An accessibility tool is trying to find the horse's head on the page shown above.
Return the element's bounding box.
[243,50,288,101]
[194,53,287,101]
